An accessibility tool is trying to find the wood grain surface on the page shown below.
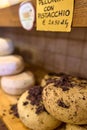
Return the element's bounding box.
[0,0,87,27]
[72,0,87,27]
[0,118,8,130]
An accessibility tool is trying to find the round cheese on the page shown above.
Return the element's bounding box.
[0,38,14,56]
[1,71,35,95]
[0,55,24,76]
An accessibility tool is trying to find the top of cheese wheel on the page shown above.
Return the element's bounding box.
[0,38,14,56]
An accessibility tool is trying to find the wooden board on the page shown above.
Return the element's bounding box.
[0,88,30,130]
[0,0,35,27]
[0,0,87,27]
[72,0,87,27]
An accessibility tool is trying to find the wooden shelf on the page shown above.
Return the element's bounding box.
[72,0,87,27]
[0,0,87,27]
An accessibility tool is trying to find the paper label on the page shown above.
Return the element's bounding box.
[19,1,35,30]
[36,0,74,32]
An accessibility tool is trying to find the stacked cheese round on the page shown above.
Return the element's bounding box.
[0,38,35,95]
[0,55,24,76]
[0,38,14,56]
[1,71,35,95]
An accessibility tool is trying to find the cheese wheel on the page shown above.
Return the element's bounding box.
[0,38,14,56]
[0,55,24,76]
[0,0,24,9]
[18,86,61,130]
[66,124,87,130]
[1,71,35,95]
[42,73,87,124]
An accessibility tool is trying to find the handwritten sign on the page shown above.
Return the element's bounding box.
[36,0,74,32]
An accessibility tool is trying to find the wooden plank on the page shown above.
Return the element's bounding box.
[72,0,87,27]
[0,118,8,130]
[0,0,36,27]
[0,0,87,27]
[0,88,30,130]
[0,4,20,27]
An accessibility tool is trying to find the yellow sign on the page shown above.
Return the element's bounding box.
[36,0,74,32]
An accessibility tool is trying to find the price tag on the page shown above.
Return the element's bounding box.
[36,0,74,32]
[19,1,35,30]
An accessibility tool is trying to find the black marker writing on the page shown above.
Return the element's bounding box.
[38,10,70,19]
[39,0,64,5]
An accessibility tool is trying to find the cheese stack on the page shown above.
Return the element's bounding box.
[0,38,35,95]
[0,0,24,9]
